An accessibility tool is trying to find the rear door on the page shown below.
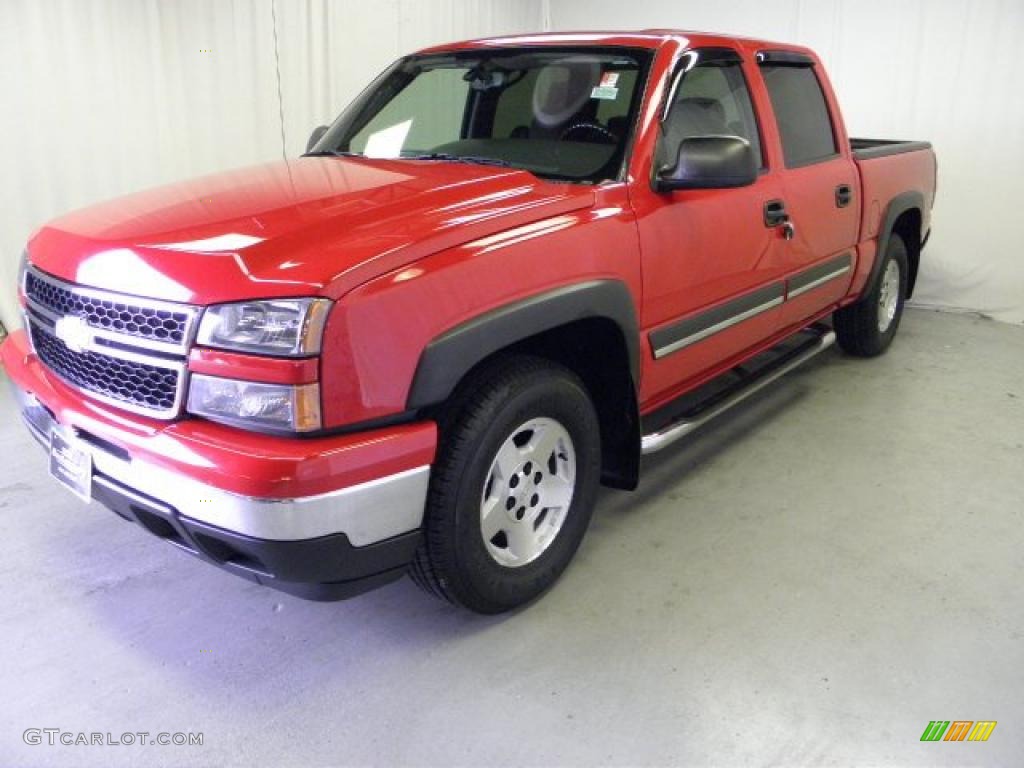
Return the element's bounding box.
[755,51,859,327]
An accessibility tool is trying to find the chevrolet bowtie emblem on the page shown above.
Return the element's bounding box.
[54,315,94,354]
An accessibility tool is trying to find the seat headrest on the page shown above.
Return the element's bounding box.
[532,60,600,127]
[667,97,728,138]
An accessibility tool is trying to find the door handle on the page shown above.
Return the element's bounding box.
[764,200,794,240]
[835,184,853,208]
[764,199,789,227]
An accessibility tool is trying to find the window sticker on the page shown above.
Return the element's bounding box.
[591,86,619,100]
[599,72,620,87]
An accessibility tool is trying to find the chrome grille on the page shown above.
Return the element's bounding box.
[23,267,199,418]
[30,323,183,413]
[24,267,196,353]
[25,270,191,345]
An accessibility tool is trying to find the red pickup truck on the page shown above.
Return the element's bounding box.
[2,30,936,613]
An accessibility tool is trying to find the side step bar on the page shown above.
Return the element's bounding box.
[641,326,836,455]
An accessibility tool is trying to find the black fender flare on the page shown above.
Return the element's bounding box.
[406,279,640,410]
[868,190,924,292]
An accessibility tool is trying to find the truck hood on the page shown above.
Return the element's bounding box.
[28,157,595,304]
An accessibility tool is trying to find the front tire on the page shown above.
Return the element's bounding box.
[409,355,601,614]
[834,232,909,357]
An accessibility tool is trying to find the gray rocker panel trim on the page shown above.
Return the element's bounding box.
[649,282,785,359]
[649,251,853,360]
[787,252,853,297]
[407,280,640,409]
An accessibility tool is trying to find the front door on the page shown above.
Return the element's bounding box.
[635,49,790,409]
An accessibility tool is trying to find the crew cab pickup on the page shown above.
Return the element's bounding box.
[1,31,936,613]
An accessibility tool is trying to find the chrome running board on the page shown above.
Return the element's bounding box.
[641,326,836,455]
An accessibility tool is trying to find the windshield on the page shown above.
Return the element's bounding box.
[310,47,653,183]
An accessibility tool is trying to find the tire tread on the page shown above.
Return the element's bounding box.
[409,355,581,610]
[834,233,908,357]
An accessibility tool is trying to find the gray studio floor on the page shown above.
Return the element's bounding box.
[1,308,1021,767]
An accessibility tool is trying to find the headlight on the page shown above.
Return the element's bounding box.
[187,374,321,432]
[197,298,331,357]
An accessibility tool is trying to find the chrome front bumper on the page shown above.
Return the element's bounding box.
[13,385,430,547]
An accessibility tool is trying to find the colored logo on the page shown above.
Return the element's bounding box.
[921,721,997,742]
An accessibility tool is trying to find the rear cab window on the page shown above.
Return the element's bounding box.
[758,54,838,168]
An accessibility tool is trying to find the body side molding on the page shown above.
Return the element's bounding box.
[788,252,853,297]
[649,282,785,359]
[407,280,640,409]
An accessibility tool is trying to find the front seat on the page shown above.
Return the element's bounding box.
[659,96,729,166]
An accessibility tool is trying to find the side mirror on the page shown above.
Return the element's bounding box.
[305,125,329,153]
[655,136,757,192]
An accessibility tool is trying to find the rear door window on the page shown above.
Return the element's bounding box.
[759,64,837,167]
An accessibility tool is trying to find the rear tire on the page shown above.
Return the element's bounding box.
[834,233,909,357]
[409,355,601,614]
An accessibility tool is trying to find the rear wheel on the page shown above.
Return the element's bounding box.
[834,233,909,356]
[410,356,601,613]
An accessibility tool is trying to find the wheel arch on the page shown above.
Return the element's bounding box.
[873,192,924,298]
[408,280,642,490]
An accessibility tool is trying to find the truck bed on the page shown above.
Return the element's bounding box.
[851,136,937,297]
[851,137,933,160]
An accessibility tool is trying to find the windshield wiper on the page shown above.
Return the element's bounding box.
[302,150,364,158]
[403,152,512,168]
[305,149,512,168]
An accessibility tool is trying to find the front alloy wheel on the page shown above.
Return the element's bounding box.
[480,417,576,568]
[410,355,601,614]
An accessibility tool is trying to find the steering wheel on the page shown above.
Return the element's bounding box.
[559,121,618,144]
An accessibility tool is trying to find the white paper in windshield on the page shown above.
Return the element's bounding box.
[364,120,412,159]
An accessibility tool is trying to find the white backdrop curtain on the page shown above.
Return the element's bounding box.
[0,0,544,333]
[547,0,1024,325]
[2,0,1022,333]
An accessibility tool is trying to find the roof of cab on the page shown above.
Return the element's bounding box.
[417,29,807,56]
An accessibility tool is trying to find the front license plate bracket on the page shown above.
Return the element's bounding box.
[49,428,93,503]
